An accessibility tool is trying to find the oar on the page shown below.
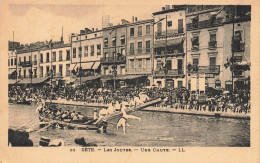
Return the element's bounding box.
[34,121,53,133]
[16,115,39,129]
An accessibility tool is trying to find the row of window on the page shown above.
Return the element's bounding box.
[157,19,184,35]
[129,40,151,55]
[191,57,216,66]
[191,33,217,50]
[72,44,101,58]
[39,50,71,63]
[39,64,70,77]
[8,58,17,66]
[104,37,125,47]
[130,24,151,37]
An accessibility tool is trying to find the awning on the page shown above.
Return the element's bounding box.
[112,37,116,41]
[76,75,102,83]
[154,37,184,48]
[92,62,100,69]
[117,75,145,80]
[101,75,117,81]
[69,64,78,70]
[9,69,16,75]
[9,79,17,84]
[120,36,125,40]
[81,62,94,70]
[209,11,218,16]
[18,77,50,84]
[189,15,198,19]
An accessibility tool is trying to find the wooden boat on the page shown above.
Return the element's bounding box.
[38,98,162,131]
[16,98,32,105]
[39,116,99,130]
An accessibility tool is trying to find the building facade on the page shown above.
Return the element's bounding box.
[222,5,251,91]
[8,5,250,91]
[101,24,127,87]
[126,19,154,86]
[186,5,226,93]
[39,42,71,83]
[71,28,103,82]
[152,5,187,88]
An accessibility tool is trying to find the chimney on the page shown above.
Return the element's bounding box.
[172,5,175,9]
[92,28,94,32]
[135,17,138,22]
[166,5,170,10]
[132,16,135,22]
[80,30,85,35]
[162,7,165,11]
[96,28,98,31]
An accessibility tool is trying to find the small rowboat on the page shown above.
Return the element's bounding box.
[39,116,99,130]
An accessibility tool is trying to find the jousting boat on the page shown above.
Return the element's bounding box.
[38,98,162,131]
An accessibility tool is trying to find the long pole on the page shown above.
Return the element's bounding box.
[231,6,235,92]
[114,28,117,90]
[79,34,82,85]
[152,20,155,85]
[31,51,33,86]
[51,44,53,88]
[165,15,168,88]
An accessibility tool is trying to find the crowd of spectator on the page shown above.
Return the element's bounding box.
[8,84,250,115]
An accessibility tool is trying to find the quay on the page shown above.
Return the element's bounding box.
[142,107,250,120]
[44,99,250,120]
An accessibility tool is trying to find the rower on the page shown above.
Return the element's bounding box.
[93,107,108,125]
[70,111,76,119]
[77,112,86,121]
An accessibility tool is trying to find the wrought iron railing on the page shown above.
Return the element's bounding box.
[100,56,126,64]
[188,65,220,74]
[128,48,153,55]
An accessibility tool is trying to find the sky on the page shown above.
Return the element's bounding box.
[5,4,162,45]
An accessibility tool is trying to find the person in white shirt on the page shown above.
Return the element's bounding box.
[93,108,108,125]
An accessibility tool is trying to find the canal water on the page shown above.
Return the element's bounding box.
[9,103,250,147]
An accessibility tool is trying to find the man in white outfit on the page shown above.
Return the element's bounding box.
[116,104,141,135]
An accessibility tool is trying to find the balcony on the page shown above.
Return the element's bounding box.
[208,41,217,49]
[19,61,32,67]
[128,48,153,55]
[154,69,184,76]
[187,18,223,31]
[232,42,245,52]
[100,56,126,64]
[127,68,151,74]
[155,29,185,39]
[22,75,37,79]
[188,65,220,74]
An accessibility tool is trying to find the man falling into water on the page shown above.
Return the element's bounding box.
[116,103,141,135]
